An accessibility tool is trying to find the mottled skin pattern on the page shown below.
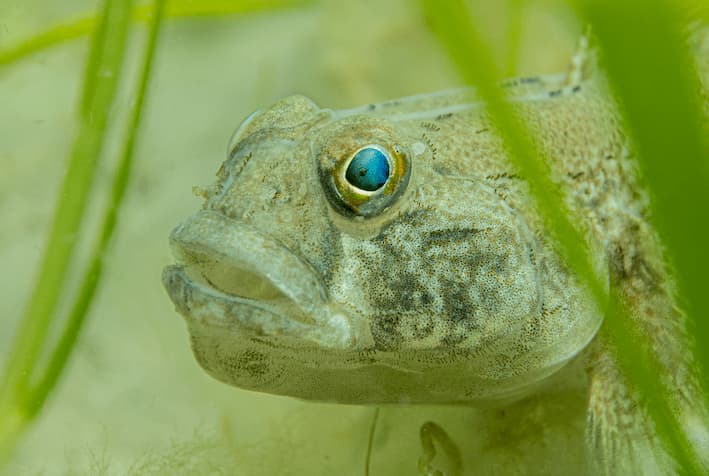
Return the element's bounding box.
[163,34,709,475]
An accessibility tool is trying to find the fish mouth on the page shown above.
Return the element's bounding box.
[162,210,368,349]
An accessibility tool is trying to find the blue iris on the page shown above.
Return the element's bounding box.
[345,147,390,191]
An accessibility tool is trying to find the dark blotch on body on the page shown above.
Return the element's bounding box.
[362,211,497,350]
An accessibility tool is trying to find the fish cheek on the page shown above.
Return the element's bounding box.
[353,208,539,352]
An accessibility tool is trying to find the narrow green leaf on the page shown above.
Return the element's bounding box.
[0,0,317,68]
[28,0,167,417]
[574,0,709,466]
[504,0,524,77]
[576,0,709,395]
[418,0,702,472]
[0,0,315,460]
[0,0,133,457]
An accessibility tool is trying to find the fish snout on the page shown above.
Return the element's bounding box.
[162,210,364,348]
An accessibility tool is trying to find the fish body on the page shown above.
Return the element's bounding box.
[163,60,708,472]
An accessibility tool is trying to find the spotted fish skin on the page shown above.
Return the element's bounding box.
[163,32,709,473]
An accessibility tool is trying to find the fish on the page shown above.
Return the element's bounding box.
[162,40,709,474]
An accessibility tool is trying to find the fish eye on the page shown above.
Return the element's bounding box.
[327,142,410,218]
[344,146,391,191]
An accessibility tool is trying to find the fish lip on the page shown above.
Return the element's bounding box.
[162,264,317,340]
[162,209,362,348]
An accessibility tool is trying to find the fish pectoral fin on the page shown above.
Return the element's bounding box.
[586,336,672,476]
[418,421,463,476]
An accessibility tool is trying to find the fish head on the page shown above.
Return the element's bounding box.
[163,94,603,403]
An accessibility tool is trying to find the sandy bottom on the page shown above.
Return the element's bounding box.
[0,1,586,474]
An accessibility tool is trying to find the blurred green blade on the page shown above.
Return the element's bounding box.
[576,1,709,470]
[0,0,317,68]
[29,0,167,417]
[575,0,709,396]
[0,0,133,458]
[419,0,703,472]
[0,0,319,464]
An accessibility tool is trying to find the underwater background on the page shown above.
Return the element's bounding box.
[1,0,706,474]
